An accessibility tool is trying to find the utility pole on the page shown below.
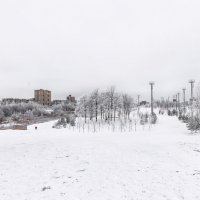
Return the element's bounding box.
[189,79,195,103]
[182,88,186,113]
[189,79,195,117]
[149,82,155,115]
[177,92,180,115]
[173,95,176,109]
[175,94,178,111]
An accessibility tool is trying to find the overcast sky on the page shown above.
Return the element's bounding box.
[0,0,200,101]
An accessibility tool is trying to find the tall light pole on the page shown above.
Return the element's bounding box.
[177,92,180,115]
[189,79,195,117]
[149,82,155,115]
[182,88,186,113]
[173,95,176,109]
[175,94,178,111]
[189,79,195,103]
[177,92,180,109]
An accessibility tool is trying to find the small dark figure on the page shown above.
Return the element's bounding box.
[35,126,37,130]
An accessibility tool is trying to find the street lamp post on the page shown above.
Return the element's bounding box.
[182,88,186,113]
[177,92,180,114]
[189,79,195,117]
[189,79,195,103]
[175,94,178,111]
[149,82,155,115]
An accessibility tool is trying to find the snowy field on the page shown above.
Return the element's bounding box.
[0,115,200,200]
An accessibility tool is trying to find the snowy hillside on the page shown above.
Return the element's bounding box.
[0,115,200,200]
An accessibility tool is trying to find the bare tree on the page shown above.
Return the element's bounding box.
[77,95,88,123]
[91,89,99,122]
[122,94,134,119]
[107,86,116,121]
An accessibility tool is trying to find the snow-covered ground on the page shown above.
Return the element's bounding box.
[0,115,200,200]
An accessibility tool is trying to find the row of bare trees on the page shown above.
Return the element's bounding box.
[76,87,135,123]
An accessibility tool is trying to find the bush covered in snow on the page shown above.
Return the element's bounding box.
[0,102,52,123]
[53,114,76,129]
[0,100,76,125]
[52,102,76,117]
[150,113,157,124]
[0,109,5,122]
[186,116,200,132]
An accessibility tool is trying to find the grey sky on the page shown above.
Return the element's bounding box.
[0,0,200,101]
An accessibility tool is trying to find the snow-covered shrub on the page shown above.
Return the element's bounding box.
[182,115,189,123]
[0,102,52,122]
[140,114,148,125]
[32,108,41,117]
[52,104,64,117]
[53,114,76,128]
[65,114,76,126]
[140,116,145,125]
[53,117,67,129]
[186,116,200,132]
[172,109,178,116]
[11,113,22,122]
[69,115,76,126]
[1,106,12,117]
[150,113,157,124]
[185,83,200,132]
[167,110,172,116]
[178,113,188,122]
[0,109,5,123]
[140,113,149,125]
[52,102,75,117]
[159,110,164,115]
[24,110,34,120]
[178,114,183,121]
[62,102,76,112]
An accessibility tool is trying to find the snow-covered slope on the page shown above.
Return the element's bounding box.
[0,115,200,200]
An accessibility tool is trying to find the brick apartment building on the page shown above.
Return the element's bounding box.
[67,95,76,103]
[34,89,51,106]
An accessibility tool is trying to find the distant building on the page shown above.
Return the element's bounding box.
[67,95,76,103]
[51,95,77,106]
[34,89,51,106]
[1,98,33,105]
[51,100,66,106]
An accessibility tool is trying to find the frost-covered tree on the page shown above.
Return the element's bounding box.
[91,89,99,122]
[186,116,200,132]
[52,104,64,117]
[113,93,121,121]
[0,109,5,122]
[186,83,200,132]
[88,94,95,121]
[24,110,34,120]
[76,87,135,125]
[1,105,12,117]
[76,95,88,123]
[107,86,116,121]
[122,94,134,119]
[0,101,53,122]
[99,92,106,120]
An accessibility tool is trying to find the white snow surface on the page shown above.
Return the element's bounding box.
[0,115,200,200]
